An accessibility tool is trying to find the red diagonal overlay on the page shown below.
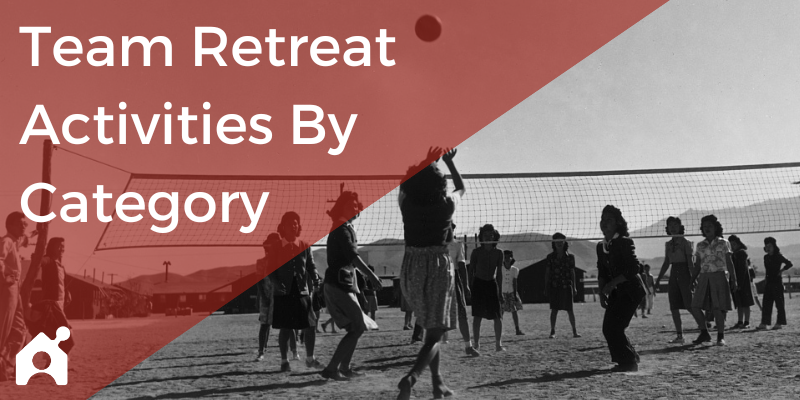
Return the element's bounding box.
[0,1,667,397]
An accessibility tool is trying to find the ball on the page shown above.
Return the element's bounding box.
[415,15,442,42]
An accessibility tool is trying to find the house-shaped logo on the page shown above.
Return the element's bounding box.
[16,326,70,385]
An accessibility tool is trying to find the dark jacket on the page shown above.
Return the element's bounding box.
[596,236,646,303]
[269,239,317,297]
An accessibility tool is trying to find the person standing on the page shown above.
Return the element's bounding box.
[255,234,279,362]
[757,237,793,330]
[500,250,525,336]
[25,238,75,362]
[728,235,754,329]
[655,217,702,344]
[470,224,505,353]
[269,212,322,371]
[448,229,479,357]
[0,212,30,381]
[544,233,580,338]
[691,215,737,346]
[597,205,646,372]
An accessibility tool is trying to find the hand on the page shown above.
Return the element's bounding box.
[600,293,608,309]
[602,283,616,297]
[30,229,39,237]
[425,146,445,163]
[572,288,577,297]
[441,148,457,163]
[465,289,472,303]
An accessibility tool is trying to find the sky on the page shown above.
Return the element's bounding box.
[3,1,800,278]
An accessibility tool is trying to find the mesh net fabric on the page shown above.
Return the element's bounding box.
[95,163,800,251]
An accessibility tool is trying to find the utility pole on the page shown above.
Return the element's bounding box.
[164,261,171,283]
[20,140,53,314]
[109,273,117,285]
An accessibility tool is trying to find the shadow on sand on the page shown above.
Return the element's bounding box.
[469,368,615,389]
[129,379,328,399]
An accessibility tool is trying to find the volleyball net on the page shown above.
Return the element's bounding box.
[94,162,800,251]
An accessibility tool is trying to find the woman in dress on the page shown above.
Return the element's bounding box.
[728,235,754,329]
[397,147,464,400]
[544,232,580,338]
[655,217,702,344]
[690,214,737,345]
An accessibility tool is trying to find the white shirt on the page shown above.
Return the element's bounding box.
[501,266,519,294]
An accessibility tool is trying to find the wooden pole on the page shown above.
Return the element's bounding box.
[21,139,53,314]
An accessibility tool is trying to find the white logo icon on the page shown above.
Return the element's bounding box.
[16,326,70,385]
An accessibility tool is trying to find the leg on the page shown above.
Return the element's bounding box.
[278,329,291,360]
[549,309,558,336]
[567,310,579,336]
[258,324,270,354]
[472,317,482,350]
[493,317,504,350]
[713,309,725,342]
[775,289,787,325]
[511,311,521,334]
[670,309,683,337]
[304,327,316,358]
[404,311,413,329]
[326,327,364,373]
[602,294,641,367]
[398,328,447,400]
[743,306,751,326]
[761,287,775,326]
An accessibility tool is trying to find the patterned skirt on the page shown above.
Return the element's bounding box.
[399,246,457,330]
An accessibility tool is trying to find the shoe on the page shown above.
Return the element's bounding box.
[397,374,417,400]
[280,361,291,372]
[743,322,750,329]
[495,345,506,352]
[642,315,648,319]
[465,346,481,357]
[731,322,743,329]
[610,363,639,372]
[305,358,324,369]
[772,324,783,330]
[549,333,556,339]
[432,374,454,399]
[255,353,265,362]
[320,368,349,381]
[573,333,582,338]
[692,331,712,344]
[292,352,301,361]
[516,330,526,336]
[706,322,713,329]
[716,339,726,346]
[339,368,365,379]
[756,324,768,330]
[321,322,328,333]
[403,325,411,330]
[668,336,685,344]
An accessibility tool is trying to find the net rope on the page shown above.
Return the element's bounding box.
[93,163,800,250]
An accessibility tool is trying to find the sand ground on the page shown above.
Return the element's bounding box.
[85,294,800,400]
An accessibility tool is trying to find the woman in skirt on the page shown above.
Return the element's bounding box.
[691,215,737,345]
[655,217,702,343]
[544,232,580,338]
[269,212,322,371]
[397,147,464,400]
[470,224,505,352]
[728,235,754,329]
